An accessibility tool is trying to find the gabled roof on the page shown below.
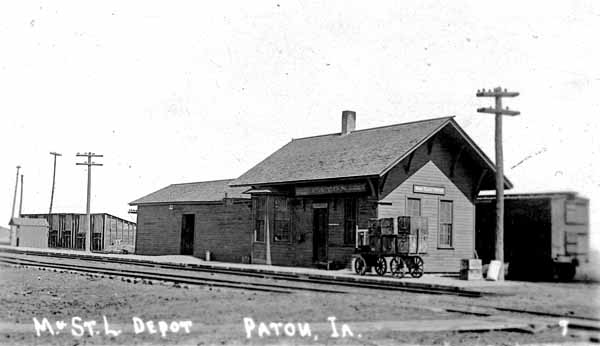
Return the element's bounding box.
[231,116,511,188]
[129,179,250,206]
[9,218,49,227]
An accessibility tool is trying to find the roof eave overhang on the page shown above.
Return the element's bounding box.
[378,117,454,177]
[229,174,381,188]
[377,118,513,190]
[130,199,250,206]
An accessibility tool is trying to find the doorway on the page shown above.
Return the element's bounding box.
[180,214,195,255]
[312,207,328,262]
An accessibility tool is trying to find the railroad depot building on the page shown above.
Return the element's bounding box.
[130,180,252,263]
[231,112,511,272]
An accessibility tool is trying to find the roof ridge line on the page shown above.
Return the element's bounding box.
[351,115,455,134]
[292,116,455,141]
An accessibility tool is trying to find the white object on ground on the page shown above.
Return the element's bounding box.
[486,260,502,281]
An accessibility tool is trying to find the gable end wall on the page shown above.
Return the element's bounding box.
[378,160,474,273]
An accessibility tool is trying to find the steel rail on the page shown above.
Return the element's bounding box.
[5,253,596,327]
[0,257,343,294]
[0,249,487,297]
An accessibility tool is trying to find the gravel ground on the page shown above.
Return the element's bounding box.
[1,264,598,345]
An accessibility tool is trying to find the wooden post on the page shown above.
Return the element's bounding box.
[10,166,20,220]
[18,174,23,217]
[265,195,272,265]
[76,152,103,252]
[494,95,504,277]
[49,152,62,215]
[476,87,520,280]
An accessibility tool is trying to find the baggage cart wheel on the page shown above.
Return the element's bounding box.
[390,256,406,278]
[374,256,387,276]
[353,256,367,276]
[409,256,424,278]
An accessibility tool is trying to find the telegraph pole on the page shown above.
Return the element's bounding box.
[76,152,103,252]
[18,174,24,217]
[10,165,21,220]
[48,152,62,215]
[476,86,520,280]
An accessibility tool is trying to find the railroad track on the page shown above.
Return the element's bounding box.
[2,251,597,342]
[0,256,344,295]
[0,249,487,297]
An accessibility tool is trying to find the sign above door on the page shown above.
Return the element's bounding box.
[413,184,445,195]
[296,183,366,196]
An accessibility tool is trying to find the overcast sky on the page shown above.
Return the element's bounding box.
[1,1,598,249]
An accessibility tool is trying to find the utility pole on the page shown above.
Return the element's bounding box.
[10,165,21,220]
[476,86,520,280]
[18,174,24,217]
[76,152,103,252]
[49,152,62,215]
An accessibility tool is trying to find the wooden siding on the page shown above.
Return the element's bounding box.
[379,161,474,273]
[551,196,566,259]
[15,224,49,248]
[551,196,589,259]
[21,213,136,252]
[135,202,253,263]
[252,196,375,267]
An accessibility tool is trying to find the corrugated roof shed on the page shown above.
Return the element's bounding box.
[130,179,250,205]
[232,117,453,186]
[9,218,49,227]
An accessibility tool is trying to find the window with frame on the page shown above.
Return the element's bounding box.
[253,197,265,242]
[439,200,453,247]
[407,198,421,217]
[273,197,290,242]
[344,198,357,245]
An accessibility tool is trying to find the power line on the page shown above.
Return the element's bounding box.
[76,152,103,252]
[476,86,520,281]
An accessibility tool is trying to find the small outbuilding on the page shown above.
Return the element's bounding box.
[130,179,252,262]
[9,217,50,248]
[0,226,10,245]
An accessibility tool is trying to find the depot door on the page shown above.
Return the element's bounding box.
[313,207,328,262]
[180,214,195,255]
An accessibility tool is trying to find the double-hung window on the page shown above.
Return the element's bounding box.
[439,200,453,247]
[407,198,421,216]
[273,197,290,242]
[253,198,265,242]
[344,198,357,245]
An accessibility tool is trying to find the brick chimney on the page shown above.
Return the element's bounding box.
[341,110,356,135]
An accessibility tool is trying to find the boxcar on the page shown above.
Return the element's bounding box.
[475,192,589,281]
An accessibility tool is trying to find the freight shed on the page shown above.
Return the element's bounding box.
[21,213,136,253]
[231,111,511,273]
[476,192,590,280]
[130,179,252,263]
